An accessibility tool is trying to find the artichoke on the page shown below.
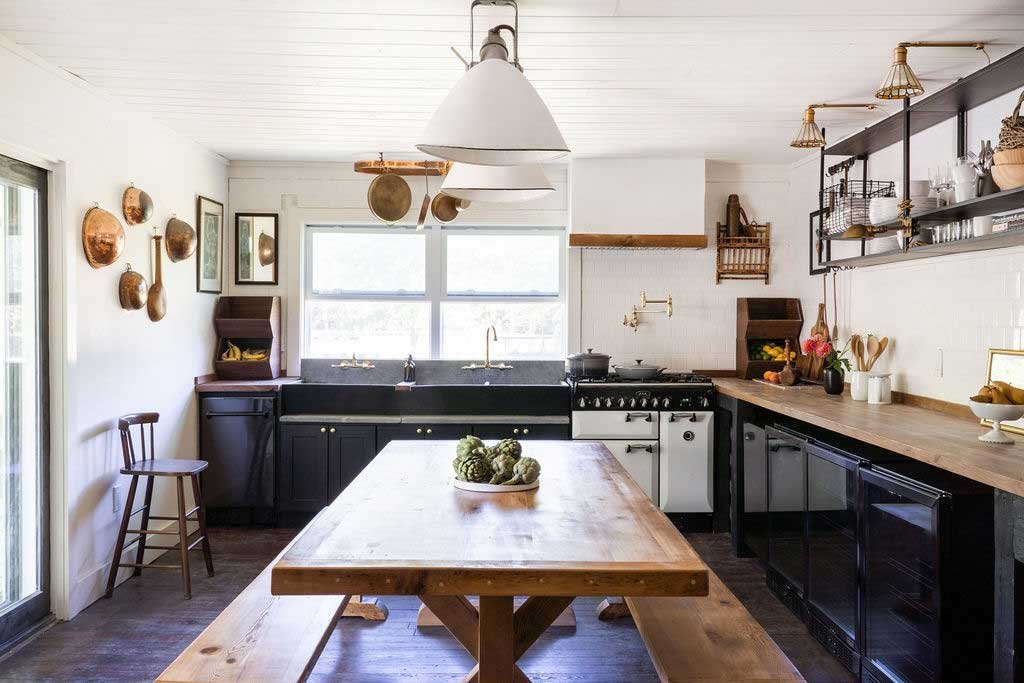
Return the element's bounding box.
[505,456,541,485]
[455,435,485,459]
[493,438,522,461]
[489,453,518,484]
[456,453,493,483]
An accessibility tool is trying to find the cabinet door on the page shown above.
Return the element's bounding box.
[473,423,569,440]
[376,423,469,452]
[327,425,377,500]
[599,440,658,502]
[278,423,328,512]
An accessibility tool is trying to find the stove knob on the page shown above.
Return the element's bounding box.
[578,397,587,408]
[604,397,613,408]
[662,397,671,408]
[702,396,710,408]
[640,397,649,408]
[629,398,637,408]
[617,397,626,408]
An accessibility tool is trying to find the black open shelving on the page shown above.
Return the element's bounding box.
[814,46,1024,270]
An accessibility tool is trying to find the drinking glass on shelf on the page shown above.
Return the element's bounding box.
[928,166,943,202]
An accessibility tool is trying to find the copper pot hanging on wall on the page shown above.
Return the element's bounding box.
[81,206,125,268]
[117,263,148,310]
[165,216,197,262]
[121,184,154,225]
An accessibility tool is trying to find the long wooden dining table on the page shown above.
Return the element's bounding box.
[271,440,709,683]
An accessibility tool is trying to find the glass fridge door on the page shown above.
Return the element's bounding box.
[766,427,806,592]
[861,467,943,683]
[805,443,860,644]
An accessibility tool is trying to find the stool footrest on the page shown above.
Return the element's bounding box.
[148,511,199,522]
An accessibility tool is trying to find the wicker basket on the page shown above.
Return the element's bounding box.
[998,90,1024,151]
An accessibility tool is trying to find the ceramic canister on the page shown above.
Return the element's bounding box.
[868,373,892,405]
[850,371,870,401]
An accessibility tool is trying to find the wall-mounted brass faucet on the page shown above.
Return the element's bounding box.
[462,325,514,370]
[622,291,673,333]
[332,353,376,369]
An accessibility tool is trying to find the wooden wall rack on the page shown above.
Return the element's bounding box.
[716,222,770,284]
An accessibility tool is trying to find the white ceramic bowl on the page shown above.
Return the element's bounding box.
[969,400,1024,443]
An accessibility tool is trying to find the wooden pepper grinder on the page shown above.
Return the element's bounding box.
[779,340,797,386]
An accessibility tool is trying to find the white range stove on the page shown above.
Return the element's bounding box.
[570,373,715,514]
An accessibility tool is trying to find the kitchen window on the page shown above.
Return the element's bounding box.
[304,226,565,360]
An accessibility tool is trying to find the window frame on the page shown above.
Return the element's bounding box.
[303,224,566,360]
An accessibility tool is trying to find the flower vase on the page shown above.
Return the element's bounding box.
[823,368,845,395]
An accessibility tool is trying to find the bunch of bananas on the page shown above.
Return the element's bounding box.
[220,341,269,362]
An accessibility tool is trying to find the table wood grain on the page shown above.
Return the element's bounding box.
[715,376,1024,496]
[271,440,708,599]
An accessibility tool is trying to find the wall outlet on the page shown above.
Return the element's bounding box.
[112,484,122,514]
[936,348,944,378]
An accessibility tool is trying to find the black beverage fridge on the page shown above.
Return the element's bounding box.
[859,463,993,683]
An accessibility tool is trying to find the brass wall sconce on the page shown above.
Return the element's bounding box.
[622,291,673,333]
[790,103,879,148]
[876,41,988,100]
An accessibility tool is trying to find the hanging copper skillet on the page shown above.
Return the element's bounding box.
[367,170,412,224]
[122,184,154,225]
[82,206,125,268]
[165,216,197,262]
[118,263,148,310]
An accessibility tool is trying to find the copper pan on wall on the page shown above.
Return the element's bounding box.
[82,206,125,268]
[118,263,148,310]
[122,184,154,225]
[165,216,197,262]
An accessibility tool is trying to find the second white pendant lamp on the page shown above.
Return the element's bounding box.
[441,163,554,203]
[416,1,569,166]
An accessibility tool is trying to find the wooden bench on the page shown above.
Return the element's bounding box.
[158,528,349,683]
[626,572,804,682]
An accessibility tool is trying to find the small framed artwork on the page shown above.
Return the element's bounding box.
[809,209,828,275]
[196,195,224,293]
[235,213,278,285]
[982,348,1024,435]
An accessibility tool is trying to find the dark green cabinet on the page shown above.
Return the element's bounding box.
[278,423,376,512]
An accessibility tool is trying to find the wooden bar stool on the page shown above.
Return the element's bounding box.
[104,412,214,599]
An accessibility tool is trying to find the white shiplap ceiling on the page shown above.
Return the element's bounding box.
[2,0,1022,162]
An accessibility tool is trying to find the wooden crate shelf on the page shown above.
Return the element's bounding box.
[717,222,771,284]
[213,296,282,380]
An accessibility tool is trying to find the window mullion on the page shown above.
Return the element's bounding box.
[426,226,443,359]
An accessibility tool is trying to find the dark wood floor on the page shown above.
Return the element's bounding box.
[0,528,852,682]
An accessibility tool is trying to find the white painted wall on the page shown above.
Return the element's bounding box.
[0,37,227,618]
[796,88,1024,404]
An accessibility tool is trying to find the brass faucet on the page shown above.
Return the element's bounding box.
[462,325,514,370]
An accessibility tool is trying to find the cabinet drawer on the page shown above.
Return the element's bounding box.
[572,411,658,440]
[376,423,469,452]
[474,423,569,440]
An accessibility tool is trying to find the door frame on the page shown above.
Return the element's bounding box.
[0,139,72,624]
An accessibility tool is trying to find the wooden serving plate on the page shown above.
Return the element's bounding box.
[452,479,539,493]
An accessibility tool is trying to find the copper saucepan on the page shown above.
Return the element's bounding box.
[122,185,154,225]
[165,216,197,262]
[118,263,148,310]
[82,206,125,268]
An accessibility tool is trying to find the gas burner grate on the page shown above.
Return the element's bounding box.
[572,373,712,385]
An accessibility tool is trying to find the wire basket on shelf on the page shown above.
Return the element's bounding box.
[819,180,895,239]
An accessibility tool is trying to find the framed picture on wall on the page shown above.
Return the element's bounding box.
[196,195,224,293]
[809,209,828,276]
[235,212,278,285]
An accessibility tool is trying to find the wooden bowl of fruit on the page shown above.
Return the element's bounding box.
[970,382,1024,443]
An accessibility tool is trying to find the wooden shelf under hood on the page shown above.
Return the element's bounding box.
[568,233,708,249]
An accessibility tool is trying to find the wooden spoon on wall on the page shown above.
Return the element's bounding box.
[147,235,167,322]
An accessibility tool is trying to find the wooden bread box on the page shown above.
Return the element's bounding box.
[736,298,803,380]
[213,296,282,380]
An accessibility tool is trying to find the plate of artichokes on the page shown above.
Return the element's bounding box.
[452,436,541,492]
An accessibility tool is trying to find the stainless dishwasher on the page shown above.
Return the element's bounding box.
[199,396,276,525]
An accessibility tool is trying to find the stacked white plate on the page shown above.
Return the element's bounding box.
[869,197,900,226]
[909,196,940,212]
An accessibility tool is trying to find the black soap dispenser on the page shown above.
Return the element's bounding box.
[403,354,416,383]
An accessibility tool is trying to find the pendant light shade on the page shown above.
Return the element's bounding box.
[441,163,554,203]
[790,108,825,148]
[876,46,924,100]
[417,59,569,166]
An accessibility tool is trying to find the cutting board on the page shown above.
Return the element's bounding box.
[795,303,829,381]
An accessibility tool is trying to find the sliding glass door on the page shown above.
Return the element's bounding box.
[0,154,48,649]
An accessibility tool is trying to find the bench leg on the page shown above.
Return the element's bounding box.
[596,597,632,621]
[341,595,389,621]
[176,476,192,599]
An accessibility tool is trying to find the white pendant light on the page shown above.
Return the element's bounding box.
[416,1,569,166]
[441,163,554,203]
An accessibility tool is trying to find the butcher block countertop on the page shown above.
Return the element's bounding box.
[195,377,300,393]
[714,376,1024,497]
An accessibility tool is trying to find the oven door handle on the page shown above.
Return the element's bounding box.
[625,444,654,453]
[205,411,272,419]
[625,412,653,423]
[668,412,697,423]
